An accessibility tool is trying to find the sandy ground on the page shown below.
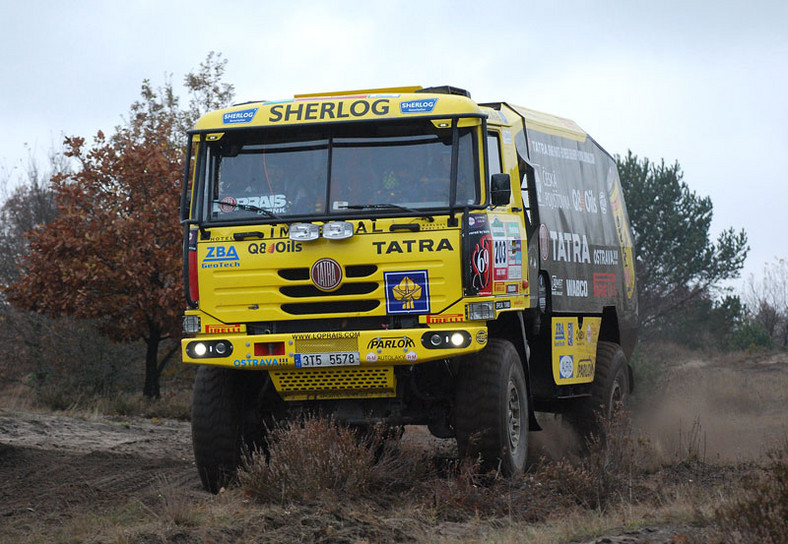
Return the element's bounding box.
[0,350,786,543]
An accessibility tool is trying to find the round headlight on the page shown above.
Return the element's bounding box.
[194,342,207,357]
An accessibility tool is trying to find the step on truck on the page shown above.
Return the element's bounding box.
[179,85,638,493]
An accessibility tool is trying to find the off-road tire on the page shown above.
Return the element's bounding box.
[565,340,630,439]
[454,339,529,476]
[191,366,266,493]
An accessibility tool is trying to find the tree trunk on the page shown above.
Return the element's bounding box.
[143,323,162,399]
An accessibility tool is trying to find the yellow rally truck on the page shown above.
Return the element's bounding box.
[179,86,638,492]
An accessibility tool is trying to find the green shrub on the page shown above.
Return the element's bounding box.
[727,322,774,352]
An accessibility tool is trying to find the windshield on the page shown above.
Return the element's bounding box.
[200,120,479,222]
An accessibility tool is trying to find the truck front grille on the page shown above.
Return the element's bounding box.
[281,300,380,315]
[269,367,396,400]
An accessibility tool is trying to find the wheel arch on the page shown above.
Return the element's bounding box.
[598,306,634,394]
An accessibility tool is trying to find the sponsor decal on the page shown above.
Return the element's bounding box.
[367,336,415,350]
[372,238,453,254]
[406,351,418,361]
[205,324,243,334]
[551,275,564,296]
[491,217,506,237]
[234,357,281,367]
[269,99,390,122]
[599,191,608,215]
[549,230,591,264]
[354,220,383,234]
[508,239,522,279]
[495,300,511,310]
[400,98,438,114]
[223,107,259,125]
[529,140,596,164]
[247,241,303,254]
[384,270,430,314]
[559,355,574,379]
[534,168,573,212]
[426,313,464,323]
[555,322,566,347]
[219,194,286,214]
[593,248,620,266]
[577,358,594,378]
[202,245,240,269]
[219,196,237,213]
[471,236,491,294]
[311,258,342,291]
[572,189,599,213]
[467,215,492,296]
[365,352,378,362]
[292,331,360,340]
[539,224,550,261]
[567,322,574,346]
[566,279,589,297]
[476,330,488,345]
[593,273,618,297]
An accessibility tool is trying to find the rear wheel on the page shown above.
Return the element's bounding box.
[454,339,529,476]
[565,341,630,439]
[191,366,269,493]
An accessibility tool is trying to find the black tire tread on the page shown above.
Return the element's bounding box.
[566,340,629,434]
[454,339,527,475]
[191,366,244,493]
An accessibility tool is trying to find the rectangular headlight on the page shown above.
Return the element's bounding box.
[289,223,320,241]
[183,315,201,334]
[322,221,354,240]
[467,301,495,320]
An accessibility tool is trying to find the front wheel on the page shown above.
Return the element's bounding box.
[454,339,529,476]
[191,366,267,493]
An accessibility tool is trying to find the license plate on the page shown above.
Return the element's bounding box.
[294,351,361,368]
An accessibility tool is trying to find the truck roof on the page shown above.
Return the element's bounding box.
[507,104,587,142]
[193,87,484,131]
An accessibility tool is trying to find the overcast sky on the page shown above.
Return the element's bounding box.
[2,0,786,290]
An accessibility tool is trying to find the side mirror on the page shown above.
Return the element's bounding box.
[490,173,511,206]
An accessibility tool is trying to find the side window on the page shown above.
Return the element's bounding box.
[519,156,536,232]
[487,133,502,177]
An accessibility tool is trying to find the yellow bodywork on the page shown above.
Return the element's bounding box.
[183,86,603,401]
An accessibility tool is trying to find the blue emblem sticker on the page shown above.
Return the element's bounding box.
[559,355,574,379]
[400,98,438,114]
[223,107,259,124]
[384,270,430,314]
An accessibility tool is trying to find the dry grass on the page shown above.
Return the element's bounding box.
[238,415,426,504]
[716,438,788,544]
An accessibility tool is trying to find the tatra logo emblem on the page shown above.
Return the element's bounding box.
[311,258,342,291]
[392,276,422,309]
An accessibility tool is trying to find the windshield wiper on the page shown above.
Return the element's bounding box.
[337,203,434,222]
[213,200,281,220]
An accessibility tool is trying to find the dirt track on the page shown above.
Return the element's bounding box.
[0,411,198,532]
[1,351,786,543]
